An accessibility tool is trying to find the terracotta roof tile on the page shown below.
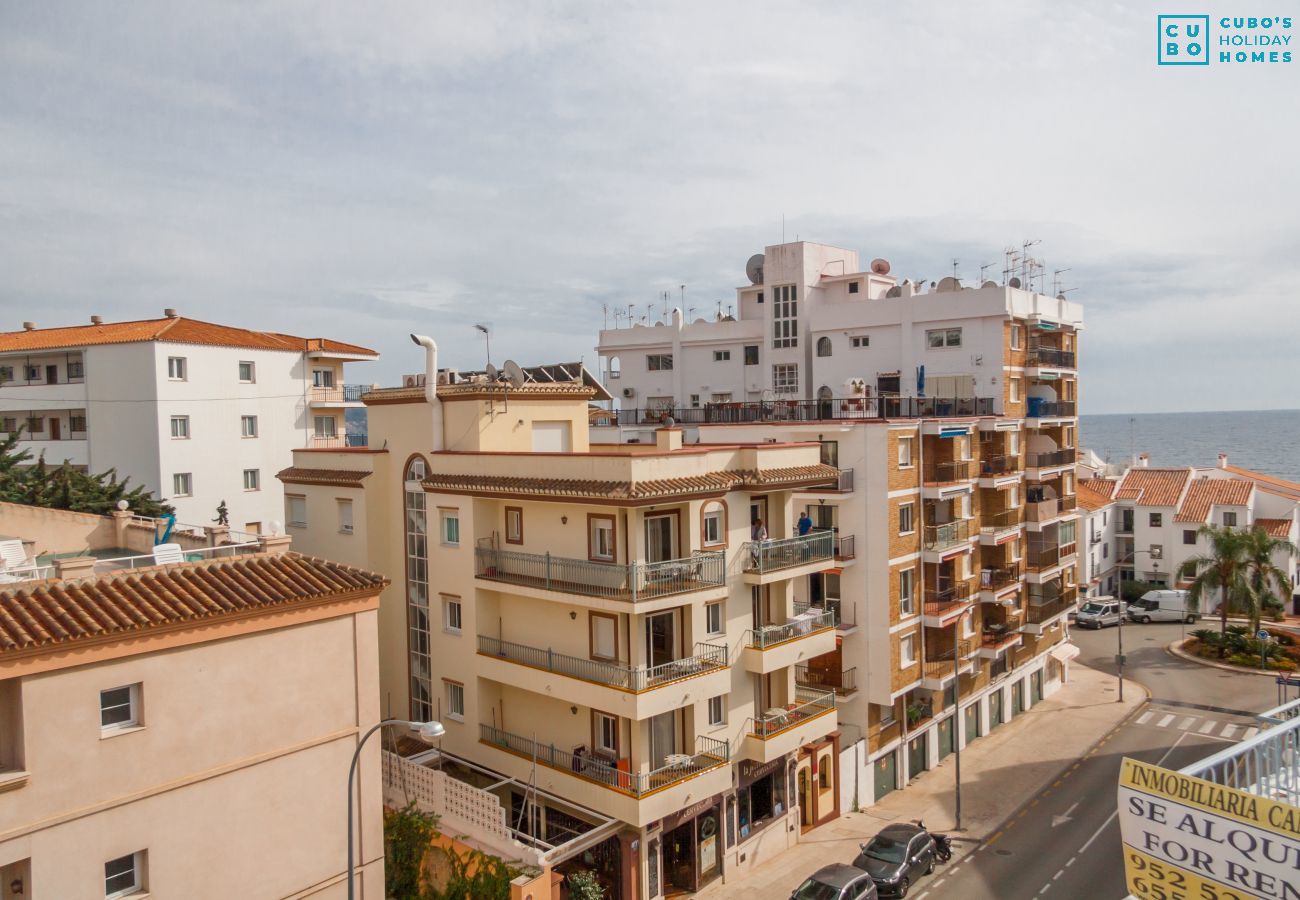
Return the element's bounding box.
[1076,483,1115,512]
[0,316,377,356]
[1222,464,1300,500]
[1174,478,1255,523]
[1116,468,1191,507]
[277,467,373,487]
[0,552,387,654]
[1254,518,1294,538]
[1082,477,1117,499]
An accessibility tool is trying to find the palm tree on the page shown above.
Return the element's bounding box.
[1185,524,1250,657]
[1241,526,1297,632]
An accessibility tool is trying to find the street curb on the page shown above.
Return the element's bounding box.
[1165,639,1291,677]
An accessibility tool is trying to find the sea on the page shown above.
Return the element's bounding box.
[1081,409,1300,483]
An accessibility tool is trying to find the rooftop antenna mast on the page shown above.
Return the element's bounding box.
[1021,239,1041,285]
[600,302,609,330]
[473,323,493,366]
[627,303,636,327]
[1052,268,1072,297]
[980,261,996,284]
[951,258,960,281]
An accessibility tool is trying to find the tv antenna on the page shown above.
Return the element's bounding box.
[1052,268,1072,297]
[951,258,960,280]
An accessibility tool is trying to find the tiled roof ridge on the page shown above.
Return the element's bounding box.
[419,464,838,500]
[0,315,377,356]
[1173,477,1254,523]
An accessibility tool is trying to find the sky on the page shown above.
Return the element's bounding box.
[0,2,1296,414]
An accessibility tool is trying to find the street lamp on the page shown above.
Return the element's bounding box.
[348,718,445,899]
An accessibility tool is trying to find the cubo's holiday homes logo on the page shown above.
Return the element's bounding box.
[1159,14,1293,65]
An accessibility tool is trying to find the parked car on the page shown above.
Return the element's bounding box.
[1076,597,1126,629]
[791,863,879,900]
[1127,589,1196,624]
[852,823,936,898]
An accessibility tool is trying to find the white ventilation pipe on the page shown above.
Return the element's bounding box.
[409,334,443,451]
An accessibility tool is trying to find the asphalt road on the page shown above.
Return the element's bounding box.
[915,621,1289,900]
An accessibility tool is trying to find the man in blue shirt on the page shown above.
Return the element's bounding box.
[797,512,813,536]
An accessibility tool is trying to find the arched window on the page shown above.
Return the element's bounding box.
[608,355,621,379]
[406,455,427,482]
[816,336,832,357]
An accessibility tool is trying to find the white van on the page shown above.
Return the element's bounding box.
[1127,590,1196,624]
[1076,598,1125,629]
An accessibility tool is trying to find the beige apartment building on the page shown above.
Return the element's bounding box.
[280,354,847,898]
[0,501,389,899]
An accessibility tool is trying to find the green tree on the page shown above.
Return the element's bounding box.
[384,803,439,899]
[1241,526,1297,630]
[0,428,171,517]
[1185,524,1250,656]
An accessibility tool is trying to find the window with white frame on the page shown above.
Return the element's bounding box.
[445,681,465,720]
[851,335,869,348]
[286,495,306,527]
[243,468,260,491]
[703,504,724,546]
[962,611,975,637]
[167,356,186,380]
[900,633,916,667]
[705,601,723,636]
[312,368,335,388]
[441,510,460,546]
[689,394,700,408]
[100,684,140,732]
[1009,377,1021,403]
[1009,431,1020,455]
[170,415,189,439]
[898,436,914,467]
[594,711,618,754]
[1223,511,1238,527]
[505,507,523,544]
[240,415,258,437]
[172,473,192,497]
[899,502,915,535]
[708,695,725,727]
[899,568,915,615]
[338,499,353,533]
[772,363,799,395]
[773,284,798,348]
[24,365,40,381]
[590,614,617,659]
[1010,324,1022,349]
[313,415,337,438]
[647,353,673,371]
[589,516,615,561]
[442,595,462,633]
[105,850,145,898]
[713,349,731,362]
[0,366,11,382]
[926,328,962,348]
[238,361,255,382]
[710,392,732,403]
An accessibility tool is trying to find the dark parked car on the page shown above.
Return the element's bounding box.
[790,862,879,900]
[852,823,936,898]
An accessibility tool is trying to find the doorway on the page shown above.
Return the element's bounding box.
[645,514,676,562]
[798,765,812,827]
[45,364,58,384]
[49,416,61,440]
[646,612,676,669]
[649,710,677,769]
[749,497,768,535]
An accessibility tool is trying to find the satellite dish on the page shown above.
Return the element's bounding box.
[485,362,499,382]
[502,359,526,388]
[745,254,765,285]
[1008,277,1022,288]
[936,276,961,292]
[884,285,903,298]
[870,258,891,275]
[981,280,998,289]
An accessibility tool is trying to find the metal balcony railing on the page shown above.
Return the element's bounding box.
[924,460,972,484]
[1026,398,1077,418]
[477,636,727,692]
[923,520,971,550]
[475,547,725,602]
[479,725,729,797]
[809,468,854,491]
[922,641,974,681]
[1026,448,1076,468]
[1089,532,1103,545]
[980,563,1021,591]
[1025,594,1076,624]
[826,531,856,559]
[924,582,972,606]
[1026,544,1061,570]
[1028,347,1077,369]
[745,688,836,739]
[310,433,368,448]
[981,508,1023,531]
[746,607,836,649]
[742,531,834,574]
[795,664,857,696]
[979,455,1020,477]
[614,396,997,425]
[1180,708,1300,807]
[1059,495,1078,512]
[981,628,1021,650]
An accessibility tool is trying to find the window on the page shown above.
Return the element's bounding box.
[70,414,87,432]
[445,681,465,721]
[851,335,869,348]
[708,695,726,727]
[703,505,724,546]
[848,281,860,294]
[505,507,523,544]
[0,417,15,434]
[441,510,460,546]
[240,415,258,438]
[68,360,84,379]
[898,436,914,468]
[100,684,140,732]
[24,365,40,381]
[105,851,144,898]
[816,336,832,357]
[926,328,962,348]
[338,499,354,534]
[899,502,915,535]
[962,611,975,637]
[0,366,11,382]
[880,703,897,727]
[899,568,915,616]
[594,711,618,754]
[167,356,186,380]
[1183,529,1196,545]
[170,415,189,439]
[590,613,617,659]
[443,596,462,633]
[1103,544,1110,559]
[743,345,759,365]
[243,469,260,491]
[1009,432,1020,455]
[406,475,431,722]
[713,350,731,362]
[773,363,798,394]
[172,473,192,497]
[1009,377,1021,403]
[312,368,335,388]
[705,601,723,635]
[689,394,700,408]
[238,361,255,382]
[589,515,615,561]
[647,354,673,371]
[26,416,43,434]
[900,634,916,667]
[286,495,306,527]
[1010,324,1023,349]
[1149,513,1163,527]
[773,284,798,348]
[313,416,337,438]
[1223,511,1237,527]
[711,392,732,403]
[819,440,839,468]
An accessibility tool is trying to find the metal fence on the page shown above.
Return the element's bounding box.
[923,520,971,550]
[475,547,725,601]
[742,531,834,574]
[1028,347,1076,368]
[925,460,972,484]
[795,664,857,695]
[745,607,836,649]
[477,635,727,692]
[616,396,997,425]
[1026,448,1076,468]
[746,688,835,739]
[1180,712,1300,807]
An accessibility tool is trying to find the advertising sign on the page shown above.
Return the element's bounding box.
[1118,757,1300,899]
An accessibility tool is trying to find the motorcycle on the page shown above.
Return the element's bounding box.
[913,820,953,862]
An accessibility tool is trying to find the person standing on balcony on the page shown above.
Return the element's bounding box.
[797,511,813,537]
[751,518,768,568]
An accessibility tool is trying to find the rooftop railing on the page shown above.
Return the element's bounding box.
[475,546,726,601]
[745,606,836,649]
[742,531,834,575]
[477,635,727,692]
[923,520,971,550]
[745,688,836,739]
[616,396,997,425]
[1180,710,1300,807]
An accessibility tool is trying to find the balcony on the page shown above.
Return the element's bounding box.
[475,547,725,603]
[477,636,726,692]
[743,606,837,673]
[614,396,996,425]
[1026,398,1077,419]
[831,532,856,560]
[795,664,858,697]
[1025,545,1061,571]
[806,468,854,492]
[742,688,837,763]
[979,563,1021,595]
[1058,495,1078,512]
[1023,593,1075,632]
[1026,448,1076,469]
[979,627,1024,658]
[979,455,1021,478]
[1025,497,1066,528]
[979,507,1023,541]
[923,520,972,552]
[309,433,368,448]
[924,460,972,485]
[742,531,835,583]
[921,641,976,688]
[308,384,368,405]
[922,583,973,626]
[1090,532,1102,546]
[1028,347,1077,369]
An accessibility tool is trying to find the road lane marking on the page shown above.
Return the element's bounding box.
[1054,869,1064,880]
[1198,720,1217,734]
[1221,724,1239,738]
[1137,711,1154,724]
[1080,732,1189,854]
[1066,857,1076,867]
[1157,714,1175,727]
[1177,716,1196,730]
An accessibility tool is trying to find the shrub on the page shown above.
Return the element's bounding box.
[567,869,606,900]
[1190,629,1221,646]
[385,803,439,900]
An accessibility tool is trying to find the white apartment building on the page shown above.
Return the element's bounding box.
[595,240,1085,808]
[1078,481,1119,599]
[0,312,376,532]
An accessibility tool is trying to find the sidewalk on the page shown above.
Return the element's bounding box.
[696,663,1144,899]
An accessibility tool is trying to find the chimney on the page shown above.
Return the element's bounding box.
[163,308,178,318]
[1137,453,1150,468]
[1217,453,1228,469]
[22,321,35,331]
[90,315,103,325]
[656,427,683,452]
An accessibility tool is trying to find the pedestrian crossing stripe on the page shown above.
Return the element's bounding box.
[1135,709,1262,739]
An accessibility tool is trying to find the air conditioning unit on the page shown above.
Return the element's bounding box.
[403,374,427,388]
[436,368,458,385]
[622,387,637,398]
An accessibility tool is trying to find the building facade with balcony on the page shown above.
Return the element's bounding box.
[277,353,844,899]
[0,312,376,532]
[594,239,1084,810]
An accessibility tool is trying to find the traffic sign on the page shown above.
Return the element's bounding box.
[1257,629,1270,641]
